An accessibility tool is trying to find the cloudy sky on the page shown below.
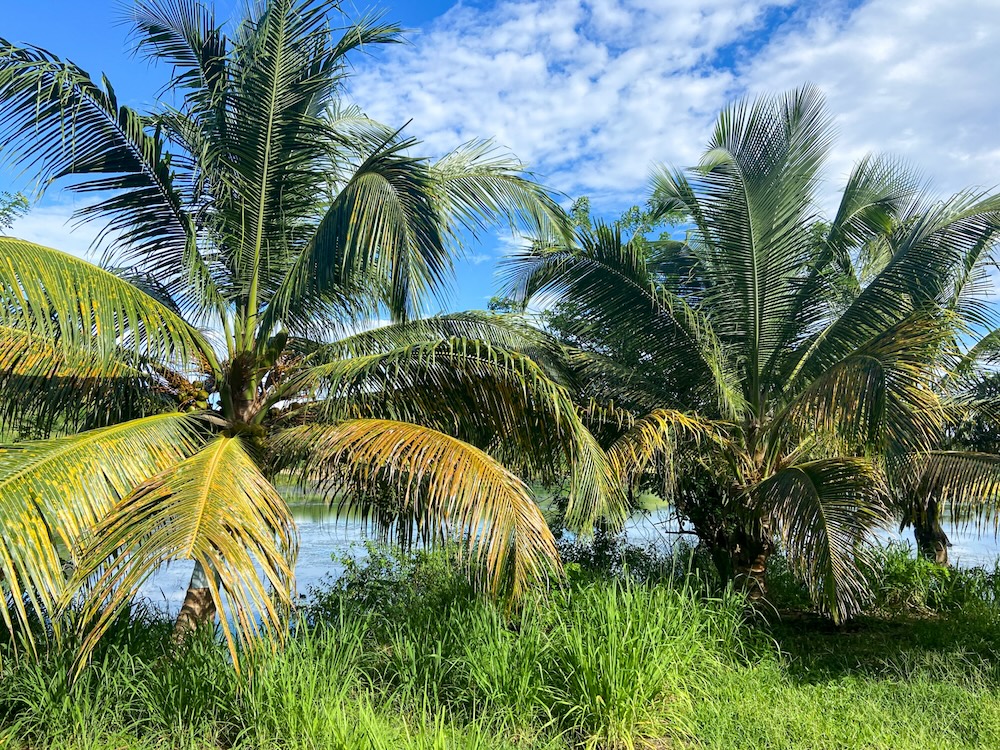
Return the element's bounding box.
[4,0,999,310]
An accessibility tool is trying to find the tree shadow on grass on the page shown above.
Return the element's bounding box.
[763,608,1000,687]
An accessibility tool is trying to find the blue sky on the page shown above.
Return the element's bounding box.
[4,0,1000,313]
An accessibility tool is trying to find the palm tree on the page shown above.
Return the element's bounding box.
[0,0,620,661]
[503,86,1000,619]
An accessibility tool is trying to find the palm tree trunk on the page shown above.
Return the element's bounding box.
[913,501,950,566]
[733,532,773,602]
[694,518,773,601]
[173,560,218,641]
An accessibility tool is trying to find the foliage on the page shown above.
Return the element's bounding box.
[503,85,1000,620]
[2,545,1000,749]
[0,191,27,231]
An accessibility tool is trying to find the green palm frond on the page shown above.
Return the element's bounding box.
[270,420,559,599]
[430,139,570,244]
[0,40,221,314]
[795,192,1000,382]
[771,155,923,380]
[211,0,401,311]
[262,134,450,332]
[74,435,296,666]
[779,313,948,455]
[685,86,832,398]
[126,0,227,96]
[0,413,207,640]
[500,223,739,417]
[759,458,891,621]
[306,311,559,365]
[0,238,213,368]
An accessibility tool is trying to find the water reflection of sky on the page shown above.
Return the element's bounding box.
[136,504,1000,618]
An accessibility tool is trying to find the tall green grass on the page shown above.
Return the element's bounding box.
[2,541,999,749]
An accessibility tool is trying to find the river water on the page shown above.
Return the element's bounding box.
[136,503,1000,617]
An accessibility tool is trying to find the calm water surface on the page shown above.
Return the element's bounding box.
[136,502,1000,617]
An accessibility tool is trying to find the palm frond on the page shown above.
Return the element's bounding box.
[307,311,559,363]
[429,139,570,245]
[690,86,833,399]
[214,0,401,312]
[0,413,207,641]
[899,450,1000,535]
[0,41,221,314]
[779,313,948,455]
[74,435,297,667]
[283,336,625,530]
[607,408,727,490]
[772,155,923,381]
[269,420,559,599]
[500,223,741,418]
[0,326,167,436]
[126,0,227,97]
[262,134,450,332]
[0,238,212,368]
[759,458,890,621]
[794,191,1000,382]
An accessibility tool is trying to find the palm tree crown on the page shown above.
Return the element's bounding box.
[504,86,1000,619]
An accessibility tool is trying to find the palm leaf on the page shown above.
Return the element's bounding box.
[0,326,166,436]
[0,41,221,314]
[607,408,727,490]
[778,313,948,456]
[899,450,1000,535]
[758,457,890,621]
[429,139,570,245]
[0,413,207,640]
[270,420,559,599]
[211,0,400,320]
[793,191,1000,383]
[283,337,625,530]
[0,238,212,368]
[500,223,741,418]
[74,435,297,667]
[262,134,451,332]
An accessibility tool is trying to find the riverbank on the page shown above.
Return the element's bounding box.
[2,543,999,749]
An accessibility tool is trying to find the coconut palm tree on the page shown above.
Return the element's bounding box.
[503,86,1000,620]
[0,0,620,661]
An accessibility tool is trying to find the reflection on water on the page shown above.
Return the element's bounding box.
[136,502,1000,617]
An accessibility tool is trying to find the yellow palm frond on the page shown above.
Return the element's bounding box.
[607,408,728,489]
[0,413,207,640]
[74,435,297,668]
[0,238,212,368]
[0,325,162,434]
[286,337,626,533]
[270,420,560,600]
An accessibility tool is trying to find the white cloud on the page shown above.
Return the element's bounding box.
[350,0,796,206]
[350,0,1000,215]
[742,0,1000,202]
[6,201,102,261]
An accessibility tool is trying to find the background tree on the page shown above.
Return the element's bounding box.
[0,0,620,662]
[0,191,27,231]
[504,86,1000,620]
